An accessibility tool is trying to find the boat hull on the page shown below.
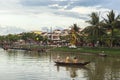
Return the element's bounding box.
[54,61,90,66]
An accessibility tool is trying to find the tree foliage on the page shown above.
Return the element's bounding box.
[82,10,120,47]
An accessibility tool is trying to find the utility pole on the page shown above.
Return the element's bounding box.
[50,27,53,40]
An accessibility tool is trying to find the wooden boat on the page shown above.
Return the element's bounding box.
[54,61,90,66]
[98,51,107,57]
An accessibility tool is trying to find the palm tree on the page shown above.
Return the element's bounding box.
[84,12,101,46]
[103,10,120,47]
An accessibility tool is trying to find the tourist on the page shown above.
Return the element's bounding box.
[65,56,70,63]
[73,57,78,63]
[56,55,61,61]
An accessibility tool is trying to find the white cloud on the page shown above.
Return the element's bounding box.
[0,12,87,32]
[0,0,89,33]
[0,0,20,9]
[0,26,26,35]
[0,0,119,35]
[48,4,66,9]
[69,6,110,15]
[48,1,73,9]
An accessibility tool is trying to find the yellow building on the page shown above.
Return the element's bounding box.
[31,31,42,35]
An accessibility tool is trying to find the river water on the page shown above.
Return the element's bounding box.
[0,48,120,80]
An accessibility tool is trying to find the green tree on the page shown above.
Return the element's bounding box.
[6,34,20,42]
[21,32,36,42]
[103,10,120,47]
[84,12,101,46]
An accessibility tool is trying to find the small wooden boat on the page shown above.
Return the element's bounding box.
[98,51,107,57]
[98,53,107,57]
[54,61,90,66]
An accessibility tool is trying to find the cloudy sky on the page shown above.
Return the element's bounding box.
[0,0,120,35]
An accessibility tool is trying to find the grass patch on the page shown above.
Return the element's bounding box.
[51,47,120,55]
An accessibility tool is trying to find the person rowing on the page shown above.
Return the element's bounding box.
[56,55,61,61]
[73,57,78,63]
[65,56,70,63]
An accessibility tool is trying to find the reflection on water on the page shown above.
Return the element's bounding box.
[56,65,89,79]
[0,48,120,80]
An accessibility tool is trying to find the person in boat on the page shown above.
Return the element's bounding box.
[65,56,70,63]
[73,57,78,63]
[56,55,61,61]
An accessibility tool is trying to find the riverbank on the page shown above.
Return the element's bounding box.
[51,47,120,55]
[2,44,120,55]
[1,44,53,52]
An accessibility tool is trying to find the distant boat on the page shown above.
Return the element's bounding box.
[98,51,107,57]
[54,61,90,66]
[2,45,9,50]
[98,53,107,57]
